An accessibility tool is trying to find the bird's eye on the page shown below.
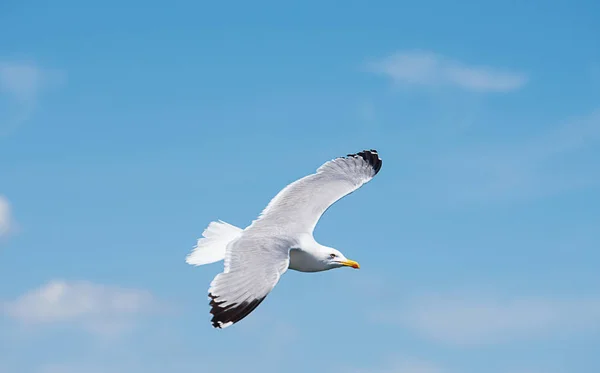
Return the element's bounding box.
[329,253,337,259]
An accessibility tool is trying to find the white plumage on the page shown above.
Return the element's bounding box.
[186,221,242,267]
[186,149,382,328]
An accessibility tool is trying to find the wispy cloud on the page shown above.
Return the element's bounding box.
[21,311,302,373]
[36,363,110,373]
[377,294,600,346]
[367,51,527,93]
[0,60,64,135]
[427,109,600,203]
[0,196,13,238]
[353,357,553,373]
[0,62,44,104]
[2,280,168,337]
[353,357,443,373]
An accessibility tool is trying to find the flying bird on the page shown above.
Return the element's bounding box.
[186,149,382,329]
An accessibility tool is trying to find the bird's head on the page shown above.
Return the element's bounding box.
[322,248,360,270]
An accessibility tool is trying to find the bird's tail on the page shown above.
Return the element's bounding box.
[185,220,243,266]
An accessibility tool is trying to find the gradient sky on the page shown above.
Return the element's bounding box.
[1,1,599,372]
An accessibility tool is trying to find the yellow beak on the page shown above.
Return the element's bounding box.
[340,259,360,269]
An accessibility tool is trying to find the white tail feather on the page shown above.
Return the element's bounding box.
[185,220,243,266]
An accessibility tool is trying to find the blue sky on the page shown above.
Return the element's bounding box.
[1,0,599,372]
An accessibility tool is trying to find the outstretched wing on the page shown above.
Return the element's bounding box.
[207,234,292,329]
[207,149,382,329]
[250,149,382,235]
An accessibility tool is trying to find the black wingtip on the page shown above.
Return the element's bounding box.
[208,292,266,329]
[346,149,382,175]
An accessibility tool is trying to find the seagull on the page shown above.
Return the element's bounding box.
[186,149,382,329]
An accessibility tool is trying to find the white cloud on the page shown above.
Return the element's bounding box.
[23,316,302,373]
[355,358,443,373]
[383,294,600,346]
[368,51,527,93]
[427,109,600,203]
[0,60,64,135]
[352,358,554,373]
[2,280,167,336]
[36,363,111,373]
[0,62,44,104]
[0,196,12,238]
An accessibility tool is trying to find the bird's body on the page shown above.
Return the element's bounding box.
[186,149,382,329]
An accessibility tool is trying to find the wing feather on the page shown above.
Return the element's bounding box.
[207,235,291,328]
[250,149,382,235]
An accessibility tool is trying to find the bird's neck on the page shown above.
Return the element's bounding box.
[296,234,328,255]
[288,234,331,273]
